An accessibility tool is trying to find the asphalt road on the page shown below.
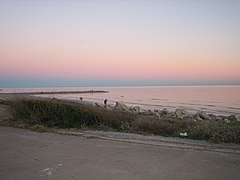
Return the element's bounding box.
[0,104,12,120]
[0,126,240,180]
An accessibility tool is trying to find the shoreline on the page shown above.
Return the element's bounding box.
[33,95,240,123]
[0,90,108,95]
[1,92,240,143]
[0,90,108,101]
[46,96,238,117]
[0,91,239,117]
[1,86,239,116]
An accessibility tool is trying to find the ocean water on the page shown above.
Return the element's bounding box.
[1,86,240,115]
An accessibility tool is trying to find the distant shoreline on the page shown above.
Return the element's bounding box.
[0,90,109,101]
[0,90,109,95]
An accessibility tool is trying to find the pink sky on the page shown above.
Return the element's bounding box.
[0,1,240,86]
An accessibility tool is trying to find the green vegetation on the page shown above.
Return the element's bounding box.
[0,98,10,105]
[10,98,97,128]
[132,115,194,137]
[9,98,240,143]
[189,121,240,143]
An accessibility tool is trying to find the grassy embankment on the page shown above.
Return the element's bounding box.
[1,98,240,143]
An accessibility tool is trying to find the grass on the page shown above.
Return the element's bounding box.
[0,98,10,105]
[8,98,240,143]
[132,115,194,136]
[189,121,240,143]
[10,98,97,128]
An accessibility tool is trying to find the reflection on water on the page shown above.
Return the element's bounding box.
[1,86,240,115]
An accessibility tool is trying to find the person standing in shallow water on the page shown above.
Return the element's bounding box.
[104,99,107,106]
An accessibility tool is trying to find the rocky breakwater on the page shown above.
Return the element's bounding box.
[96,101,141,113]
[95,101,240,123]
[174,108,240,123]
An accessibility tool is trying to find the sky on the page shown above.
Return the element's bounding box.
[0,0,240,87]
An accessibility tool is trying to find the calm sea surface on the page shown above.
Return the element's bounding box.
[1,86,240,115]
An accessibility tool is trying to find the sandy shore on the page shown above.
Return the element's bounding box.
[0,90,108,100]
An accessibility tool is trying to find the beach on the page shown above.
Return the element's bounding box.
[1,86,240,116]
[1,86,240,123]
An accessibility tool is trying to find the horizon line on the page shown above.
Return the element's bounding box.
[1,83,240,88]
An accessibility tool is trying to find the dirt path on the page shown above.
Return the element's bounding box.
[0,126,240,180]
[56,129,240,155]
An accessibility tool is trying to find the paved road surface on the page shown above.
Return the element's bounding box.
[0,104,12,120]
[0,126,240,180]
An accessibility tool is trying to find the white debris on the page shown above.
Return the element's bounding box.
[179,132,188,137]
[43,168,50,172]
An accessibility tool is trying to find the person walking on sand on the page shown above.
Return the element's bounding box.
[104,99,107,106]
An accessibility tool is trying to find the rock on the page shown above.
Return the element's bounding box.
[140,110,155,116]
[161,108,169,115]
[209,114,216,119]
[211,115,226,121]
[194,111,211,120]
[228,115,237,121]
[236,114,240,121]
[114,102,129,111]
[129,106,141,113]
[228,114,240,122]
[206,114,230,122]
[209,114,230,122]
[194,114,203,121]
[147,109,155,115]
[220,115,227,119]
[181,114,194,121]
[175,108,188,119]
[157,108,177,118]
[158,108,172,117]
[155,112,161,118]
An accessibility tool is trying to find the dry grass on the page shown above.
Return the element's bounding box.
[8,98,240,143]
